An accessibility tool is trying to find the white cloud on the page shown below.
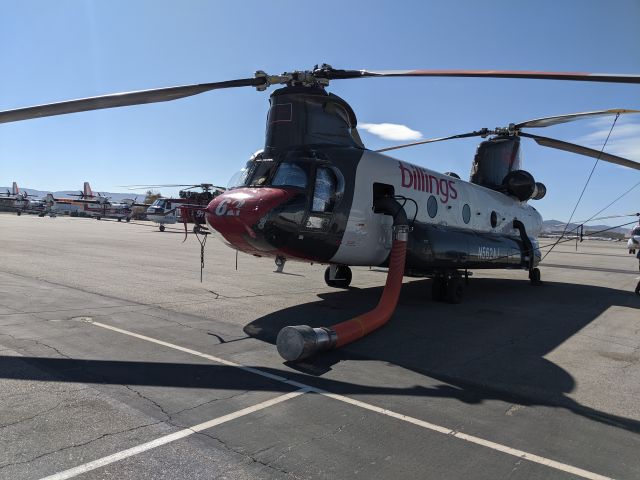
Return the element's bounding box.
[359,123,423,141]
[576,118,640,161]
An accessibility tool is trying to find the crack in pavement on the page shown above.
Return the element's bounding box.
[0,333,72,359]
[0,420,164,471]
[123,385,173,421]
[122,386,253,425]
[195,430,304,479]
[0,401,64,430]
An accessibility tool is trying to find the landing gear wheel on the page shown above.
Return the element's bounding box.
[159,225,165,232]
[631,249,636,254]
[529,267,542,286]
[445,276,464,304]
[193,225,199,233]
[16,211,21,216]
[431,277,447,302]
[96,216,101,220]
[117,218,122,222]
[324,265,352,288]
[126,217,131,223]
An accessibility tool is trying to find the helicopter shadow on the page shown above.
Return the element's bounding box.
[244,276,640,433]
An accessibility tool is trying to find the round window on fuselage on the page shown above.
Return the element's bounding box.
[427,196,438,218]
[462,204,471,224]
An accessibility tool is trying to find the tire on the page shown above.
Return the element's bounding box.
[16,211,21,216]
[431,277,447,302]
[117,218,122,222]
[126,217,131,222]
[445,276,464,304]
[159,225,165,232]
[96,216,101,220]
[193,225,199,233]
[529,267,542,286]
[324,265,352,288]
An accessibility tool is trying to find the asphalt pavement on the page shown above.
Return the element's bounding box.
[1,213,639,479]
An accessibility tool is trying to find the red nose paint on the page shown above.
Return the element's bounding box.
[205,188,294,255]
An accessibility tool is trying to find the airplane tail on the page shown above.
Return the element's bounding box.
[83,182,93,197]
[12,182,18,195]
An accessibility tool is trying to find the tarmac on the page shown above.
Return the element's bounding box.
[1,213,639,480]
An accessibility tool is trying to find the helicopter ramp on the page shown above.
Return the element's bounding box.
[0,213,639,480]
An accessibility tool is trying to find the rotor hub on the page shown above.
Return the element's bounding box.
[254,65,333,91]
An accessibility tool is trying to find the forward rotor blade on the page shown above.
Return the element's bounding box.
[516,109,640,129]
[375,131,485,153]
[0,78,263,124]
[322,69,640,84]
[519,132,640,170]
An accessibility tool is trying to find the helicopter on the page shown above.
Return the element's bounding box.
[1,66,639,360]
[122,183,225,232]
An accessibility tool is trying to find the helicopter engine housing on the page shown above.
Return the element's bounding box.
[502,170,547,201]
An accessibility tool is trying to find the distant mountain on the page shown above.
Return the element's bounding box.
[0,187,141,203]
[542,219,629,236]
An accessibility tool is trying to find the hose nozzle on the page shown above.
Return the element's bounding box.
[276,325,336,362]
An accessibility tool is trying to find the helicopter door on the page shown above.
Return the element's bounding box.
[304,166,339,231]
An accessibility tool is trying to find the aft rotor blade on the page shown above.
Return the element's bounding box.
[376,131,485,153]
[515,109,640,129]
[322,69,640,84]
[519,132,640,170]
[0,78,263,124]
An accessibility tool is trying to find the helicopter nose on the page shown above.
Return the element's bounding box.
[205,188,294,253]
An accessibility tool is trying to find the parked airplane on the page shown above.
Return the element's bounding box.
[0,182,49,215]
[49,182,148,221]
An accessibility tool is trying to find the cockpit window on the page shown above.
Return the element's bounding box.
[227,165,250,189]
[632,226,640,236]
[227,153,310,189]
[152,199,167,208]
[271,162,308,188]
[312,167,337,212]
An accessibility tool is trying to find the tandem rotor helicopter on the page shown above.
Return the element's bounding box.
[2,65,639,360]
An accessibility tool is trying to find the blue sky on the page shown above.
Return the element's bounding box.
[1,0,639,224]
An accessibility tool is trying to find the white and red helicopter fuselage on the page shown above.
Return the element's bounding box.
[206,150,542,273]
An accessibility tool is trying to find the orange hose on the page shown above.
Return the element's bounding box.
[276,219,409,362]
[332,235,407,347]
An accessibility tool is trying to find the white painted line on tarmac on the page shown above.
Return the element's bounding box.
[89,321,614,480]
[321,392,614,480]
[39,389,308,480]
[92,321,311,389]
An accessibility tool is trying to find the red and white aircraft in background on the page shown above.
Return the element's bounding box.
[48,182,147,221]
[0,182,49,215]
